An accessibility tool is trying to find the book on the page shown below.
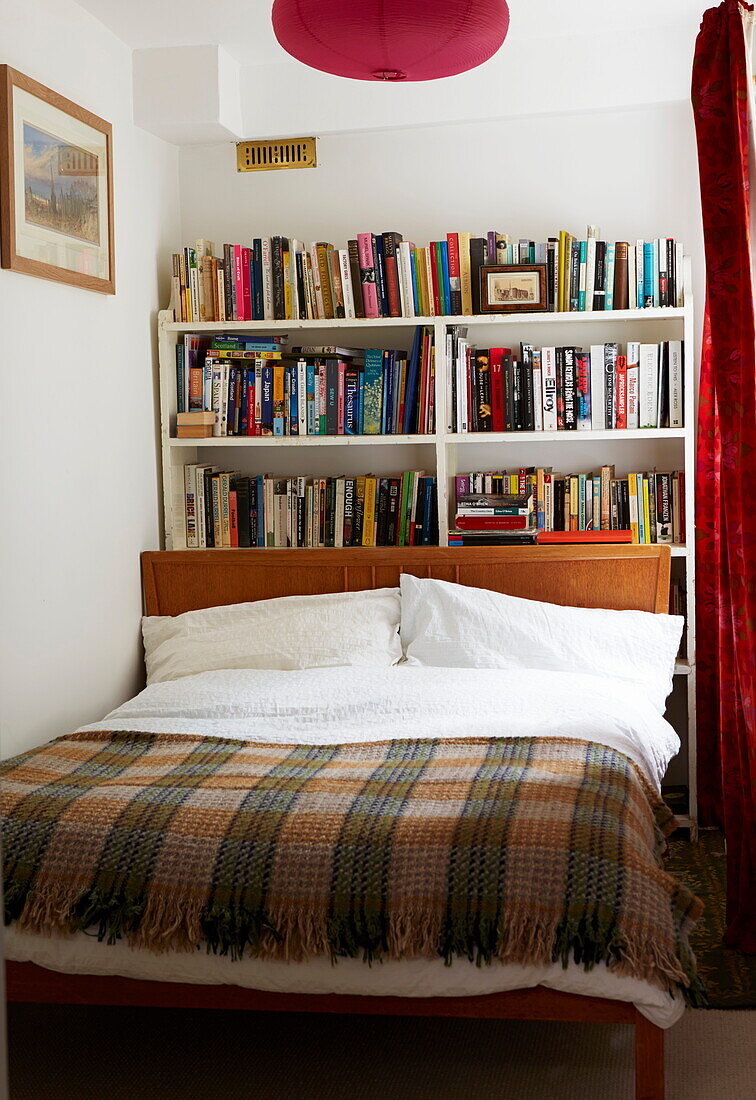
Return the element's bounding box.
[170,229,683,321]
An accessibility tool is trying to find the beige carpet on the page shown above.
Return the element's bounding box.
[7,1004,755,1099]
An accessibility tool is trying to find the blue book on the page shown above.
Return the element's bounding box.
[421,478,434,545]
[358,372,365,434]
[306,362,316,435]
[440,241,452,318]
[382,353,394,435]
[578,241,587,310]
[643,242,655,307]
[251,240,263,319]
[250,253,259,325]
[402,326,423,434]
[239,368,249,435]
[176,344,185,413]
[261,365,274,434]
[288,364,299,435]
[363,348,384,435]
[344,369,360,434]
[255,476,265,547]
[652,245,660,306]
[227,366,237,435]
[604,243,615,311]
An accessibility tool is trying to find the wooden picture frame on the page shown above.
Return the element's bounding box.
[0,65,114,294]
[480,263,547,313]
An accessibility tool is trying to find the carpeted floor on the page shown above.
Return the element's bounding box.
[665,831,755,1008]
[7,1004,756,1099]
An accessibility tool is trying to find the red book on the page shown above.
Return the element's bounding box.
[489,347,505,431]
[233,245,243,321]
[455,515,530,530]
[229,490,239,547]
[357,233,380,318]
[337,362,346,435]
[615,354,628,429]
[446,233,461,314]
[241,247,252,321]
[382,232,402,318]
[537,530,633,544]
[429,243,442,316]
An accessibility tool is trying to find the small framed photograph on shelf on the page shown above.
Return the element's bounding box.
[0,65,115,294]
[480,263,547,313]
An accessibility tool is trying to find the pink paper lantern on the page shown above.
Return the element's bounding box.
[271,0,510,82]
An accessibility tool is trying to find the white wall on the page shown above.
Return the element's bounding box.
[0,0,181,758]
[179,101,703,310]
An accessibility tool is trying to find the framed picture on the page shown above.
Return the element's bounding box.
[0,66,114,293]
[480,264,547,313]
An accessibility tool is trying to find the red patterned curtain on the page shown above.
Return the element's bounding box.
[692,0,756,953]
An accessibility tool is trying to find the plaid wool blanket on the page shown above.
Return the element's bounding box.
[1,731,704,1002]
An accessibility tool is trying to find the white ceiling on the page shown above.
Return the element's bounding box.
[79,0,704,67]
[78,0,706,143]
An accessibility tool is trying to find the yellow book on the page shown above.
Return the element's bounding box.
[211,475,223,547]
[557,231,568,311]
[423,248,435,317]
[642,476,652,545]
[272,365,285,435]
[316,243,334,319]
[220,471,233,547]
[627,474,639,543]
[458,232,473,315]
[415,248,428,316]
[362,477,377,547]
[355,477,366,545]
[569,474,579,531]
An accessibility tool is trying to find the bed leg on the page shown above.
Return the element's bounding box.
[634,1012,665,1100]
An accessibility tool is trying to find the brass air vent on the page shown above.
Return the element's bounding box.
[236,138,317,172]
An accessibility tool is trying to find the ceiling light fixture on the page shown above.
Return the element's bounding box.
[271,0,510,83]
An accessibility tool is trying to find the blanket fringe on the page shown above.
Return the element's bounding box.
[7,881,705,1005]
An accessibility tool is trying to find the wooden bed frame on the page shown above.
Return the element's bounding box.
[7,545,673,1100]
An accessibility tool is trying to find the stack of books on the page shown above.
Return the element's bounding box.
[183,466,437,548]
[447,336,684,433]
[169,230,684,322]
[454,467,685,544]
[449,491,537,546]
[176,327,435,436]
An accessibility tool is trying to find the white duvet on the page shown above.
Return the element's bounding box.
[6,665,685,1027]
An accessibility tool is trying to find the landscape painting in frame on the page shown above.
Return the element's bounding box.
[0,66,114,293]
[480,264,547,313]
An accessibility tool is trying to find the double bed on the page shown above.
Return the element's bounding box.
[3,546,701,1100]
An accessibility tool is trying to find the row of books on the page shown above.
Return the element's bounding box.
[169,229,684,323]
[183,465,438,548]
[452,467,686,544]
[447,336,684,433]
[176,328,435,436]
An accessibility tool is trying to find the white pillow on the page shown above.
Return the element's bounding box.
[399,574,683,713]
[143,588,402,684]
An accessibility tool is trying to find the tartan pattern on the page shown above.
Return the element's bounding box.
[1,731,704,1002]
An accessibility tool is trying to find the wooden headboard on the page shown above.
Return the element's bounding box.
[141,546,671,617]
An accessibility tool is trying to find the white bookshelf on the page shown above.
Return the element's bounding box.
[156,256,696,830]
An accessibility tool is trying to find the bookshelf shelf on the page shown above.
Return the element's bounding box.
[157,254,697,832]
[168,435,436,448]
[163,306,686,334]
